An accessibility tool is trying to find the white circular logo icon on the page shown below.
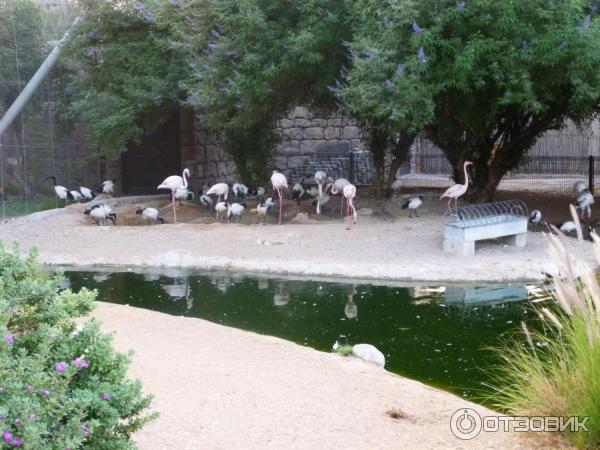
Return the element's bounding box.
[450,408,482,440]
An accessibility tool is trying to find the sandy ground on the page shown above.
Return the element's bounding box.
[0,193,595,281]
[89,302,565,450]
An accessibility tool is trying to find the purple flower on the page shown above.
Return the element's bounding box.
[55,362,67,373]
[3,431,12,442]
[28,414,36,421]
[42,390,50,398]
[456,2,465,10]
[0,415,3,421]
[12,437,22,447]
[396,63,405,77]
[5,333,14,345]
[26,385,33,393]
[102,392,111,401]
[82,423,89,436]
[412,21,422,33]
[14,419,21,425]
[583,14,591,31]
[418,47,427,63]
[81,359,89,369]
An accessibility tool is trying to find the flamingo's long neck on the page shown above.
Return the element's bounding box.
[182,170,188,189]
[463,163,470,188]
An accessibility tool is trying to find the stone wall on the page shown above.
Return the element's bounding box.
[181,107,365,187]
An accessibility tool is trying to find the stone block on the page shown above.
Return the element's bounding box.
[280,119,294,128]
[279,141,301,155]
[324,127,341,140]
[310,118,328,127]
[217,162,228,177]
[350,139,363,150]
[287,156,310,168]
[205,162,217,178]
[342,126,361,140]
[328,117,346,127]
[300,140,323,153]
[303,127,325,140]
[226,160,238,175]
[294,118,310,127]
[206,145,220,162]
[283,127,302,140]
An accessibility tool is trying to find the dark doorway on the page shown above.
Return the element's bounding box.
[121,114,181,195]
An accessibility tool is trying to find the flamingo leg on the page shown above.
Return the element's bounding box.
[277,188,283,225]
[172,191,177,224]
[340,196,344,217]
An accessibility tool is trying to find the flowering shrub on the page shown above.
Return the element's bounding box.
[0,245,156,449]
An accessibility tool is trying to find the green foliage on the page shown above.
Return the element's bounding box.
[64,0,189,153]
[488,231,600,449]
[0,245,156,449]
[341,0,600,200]
[334,344,353,356]
[181,0,353,182]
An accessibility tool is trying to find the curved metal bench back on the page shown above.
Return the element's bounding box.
[444,199,528,227]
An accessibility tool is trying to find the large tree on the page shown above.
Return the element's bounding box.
[180,0,353,183]
[64,0,188,153]
[342,0,600,201]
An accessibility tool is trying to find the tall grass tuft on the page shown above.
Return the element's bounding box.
[488,210,600,449]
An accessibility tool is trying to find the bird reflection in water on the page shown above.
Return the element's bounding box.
[344,284,358,319]
[273,281,290,306]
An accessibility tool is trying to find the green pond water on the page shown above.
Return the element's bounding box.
[62,269,540,402]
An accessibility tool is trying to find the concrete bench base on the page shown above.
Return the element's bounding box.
[443,216,528,256]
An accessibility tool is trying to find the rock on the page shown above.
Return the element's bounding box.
[351,344,385,368]
[358,208,374,216]
[291,212,315,223]
[303,127,325,140]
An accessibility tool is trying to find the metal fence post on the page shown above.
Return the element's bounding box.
[589,155,595,193]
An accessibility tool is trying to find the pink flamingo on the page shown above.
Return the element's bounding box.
[343,183,357,229]
[270,170,288,225]
[206,182,230,218]
[326,177,351,216]
[440,160,473,211]
[157,168,190,224]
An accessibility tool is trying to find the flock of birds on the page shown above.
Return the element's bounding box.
[153,168,360,227]
[528,180,596,237]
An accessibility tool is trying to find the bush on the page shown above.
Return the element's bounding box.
[0,245,156,449]
[488,226,600,449]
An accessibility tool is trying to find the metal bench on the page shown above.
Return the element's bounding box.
[443,200,528,256]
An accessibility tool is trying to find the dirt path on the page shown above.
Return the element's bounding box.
[0,197,595,281]
[90,302,558,450]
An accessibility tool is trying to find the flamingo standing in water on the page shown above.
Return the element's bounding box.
[271,170,288,225]
[440,160,473,211]
[157,168,190,224]
[343,183,357,229]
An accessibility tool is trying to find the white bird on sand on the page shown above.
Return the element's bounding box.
[84,204,116,226]
[157,168,191,224]
[98,179,116,195]
[227,202,246,222]
[69,190,83,201]
[270,170,288,225]
[343,183,357,229]
[574,181,588,194]
[215,200,228,222]
[351,344,385,368]
[43,176,73,201]
[576,191,594,219]
[314,170,328,215]
[249,186,266,198]
[402,196,423,218]
[174,187,194,206]
[75,178,95,199]
[332,340,340,351]
[254,197,275,224]
[326,178,351,216]
[440,160,473,210]
[559,221,576,234]
[529,209,542,229]
[391,178,403,192]
[136,207,164,225]
[206,182,230,205]
[200,194,213,209]
[232,183,248,199]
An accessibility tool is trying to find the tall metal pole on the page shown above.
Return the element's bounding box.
[0,18,79,138]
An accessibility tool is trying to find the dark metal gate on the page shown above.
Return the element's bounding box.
[121,114,181,195]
